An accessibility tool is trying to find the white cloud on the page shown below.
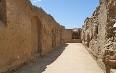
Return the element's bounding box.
[31,0,41,2]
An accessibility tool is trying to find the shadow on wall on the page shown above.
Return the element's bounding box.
[13,44,68,73]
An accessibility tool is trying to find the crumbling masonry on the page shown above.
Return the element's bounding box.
[81,0,116,73]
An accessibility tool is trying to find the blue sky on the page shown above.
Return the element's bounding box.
[30,0,99,29]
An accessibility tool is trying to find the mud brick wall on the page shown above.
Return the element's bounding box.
[0,0,33,72]
[0,0,73,72]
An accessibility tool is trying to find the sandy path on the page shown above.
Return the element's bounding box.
[14,43,104,73]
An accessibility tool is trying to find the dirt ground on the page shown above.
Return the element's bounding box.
[14,43,104,73]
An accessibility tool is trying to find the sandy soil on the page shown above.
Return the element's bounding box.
[14,43,104,73]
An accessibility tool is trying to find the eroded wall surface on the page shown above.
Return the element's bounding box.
[81,0,116,70]
[0,0,73,72]
[0,0,33,72]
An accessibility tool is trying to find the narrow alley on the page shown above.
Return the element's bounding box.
[14,43,104,73]
[1,0,116,73]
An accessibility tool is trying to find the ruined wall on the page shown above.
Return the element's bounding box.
[0,0,33,72]
[39,11,66,55]
[98,0,107,59]
[81,0,107,62]
[81,0,116,71]
[81,0,108,58]
[39,11,54,55]
[0,0,72,72]
[81,17,93,47]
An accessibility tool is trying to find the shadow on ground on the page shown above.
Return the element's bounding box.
[13,43,68,73]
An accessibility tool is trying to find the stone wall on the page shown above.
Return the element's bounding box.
[0,0,73,72]
[0,0,33,72]
[81,0,116,71]
[63,29,72,43]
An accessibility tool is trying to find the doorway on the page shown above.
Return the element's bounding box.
[31,16,42,56]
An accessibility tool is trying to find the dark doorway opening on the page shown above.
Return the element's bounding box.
[72,32,79,39]
[0,0,6,25]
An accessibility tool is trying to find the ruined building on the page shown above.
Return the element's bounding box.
[81,0,116,73]
[0,0,76,72]
[3,0,116,73]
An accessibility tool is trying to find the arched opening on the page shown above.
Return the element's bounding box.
[52,28,56,47]
[72,32,79,39]
[60,29,62,44]
[31,16,42,56]
[0,0,6,25]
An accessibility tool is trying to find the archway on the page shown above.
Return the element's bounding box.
[0,0,6,24]
[52,28,56,47]
[31,16,42,56]
[72,32,79,39]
